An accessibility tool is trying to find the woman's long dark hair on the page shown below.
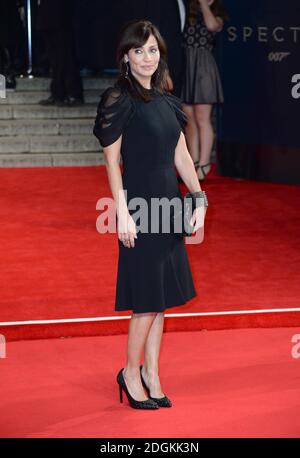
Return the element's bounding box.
[188,0,229,26]
[115,20,170,101]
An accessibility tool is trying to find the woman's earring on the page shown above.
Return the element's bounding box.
[124,61,129,79]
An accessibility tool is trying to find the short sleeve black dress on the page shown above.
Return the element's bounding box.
[93,85,197,313]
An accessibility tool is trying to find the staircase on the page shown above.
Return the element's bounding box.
[0,76,116,167]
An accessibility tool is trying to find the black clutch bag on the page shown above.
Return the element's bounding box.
[171,191,208,237]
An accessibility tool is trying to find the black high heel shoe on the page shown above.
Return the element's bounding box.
[116,368,159,410]
[140,365,172,408]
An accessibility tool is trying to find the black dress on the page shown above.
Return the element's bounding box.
[181,10,224,104]
[93,85,197,313]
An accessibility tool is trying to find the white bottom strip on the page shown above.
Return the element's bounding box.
[1,307,300,326]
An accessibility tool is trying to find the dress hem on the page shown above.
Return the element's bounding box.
[114,291,197,314]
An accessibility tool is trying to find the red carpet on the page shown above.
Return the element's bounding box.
[1,327,299,438]
[0,164,300,340]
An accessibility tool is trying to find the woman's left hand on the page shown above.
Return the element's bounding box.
[190,206,207,232]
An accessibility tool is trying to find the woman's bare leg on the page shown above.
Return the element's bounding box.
[194,104,214,179]
[183,103,201,164]
[123,312,157,401]
[142,312,165,398]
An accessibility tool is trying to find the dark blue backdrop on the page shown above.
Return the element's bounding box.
[217,0,300,148]
[215,0,300,183]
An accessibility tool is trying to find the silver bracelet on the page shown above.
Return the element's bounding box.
[186,191,209,208]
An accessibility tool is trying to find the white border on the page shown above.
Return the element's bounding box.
[0,307,300,326]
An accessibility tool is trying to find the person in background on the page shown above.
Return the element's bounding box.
[155,0,188,97]
[37,0,83,106]
[181,0,228,181]
[0,0,25,89]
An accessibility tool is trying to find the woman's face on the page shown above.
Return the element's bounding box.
[124,34,160,82]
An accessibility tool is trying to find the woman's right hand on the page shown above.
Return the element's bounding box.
[117,211,137,248]
[190,206,207,232]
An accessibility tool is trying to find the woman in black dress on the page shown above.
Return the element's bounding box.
[181,0,228,180]
[93,20,207,409]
